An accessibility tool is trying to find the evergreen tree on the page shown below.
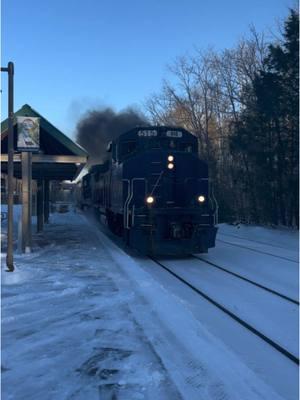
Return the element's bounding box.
[230,9,299,226]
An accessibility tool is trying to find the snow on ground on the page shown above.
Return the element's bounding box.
[200,224,299,301]
[1,211,180,400]
[217,223,298,252]
[130,222,299,400]
[156,256,298,356]
[1,208,299,400]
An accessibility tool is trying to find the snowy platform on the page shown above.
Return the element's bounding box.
[1,211,299,400]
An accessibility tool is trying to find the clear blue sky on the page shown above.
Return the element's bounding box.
[2,0,292,138]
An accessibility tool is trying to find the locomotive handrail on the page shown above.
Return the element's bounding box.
[199,177,219,225]
[213,192,219,225]
[184,177,219,225]
[122,179,130,229]
[126,180,135,228]
[123,178,146,229]
[211,184,219,225]
[130,178,146,227]
[150,171,164,196]
[132,204,135,226]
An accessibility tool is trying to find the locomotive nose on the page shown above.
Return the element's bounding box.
[147,152,208,208]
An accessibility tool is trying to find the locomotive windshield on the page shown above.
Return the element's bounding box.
[116,127,198,161]
[144,137,196,153]
[121,140,137,156]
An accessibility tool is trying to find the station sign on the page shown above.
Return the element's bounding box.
[17,116,40,152]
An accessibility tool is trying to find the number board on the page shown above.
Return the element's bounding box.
[166,130,183,138]
[137,130,158,137]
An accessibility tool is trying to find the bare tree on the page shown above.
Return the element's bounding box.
[144,27,272,223]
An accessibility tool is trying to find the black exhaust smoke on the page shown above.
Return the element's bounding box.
[75,107,147,165]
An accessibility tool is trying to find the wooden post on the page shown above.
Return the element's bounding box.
[44,180,50,223]
[21,152,32,251]
[37,178,44,232]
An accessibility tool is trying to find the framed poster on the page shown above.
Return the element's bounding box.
[17,116,40,151]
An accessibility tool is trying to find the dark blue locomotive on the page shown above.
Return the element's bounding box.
[81,126,218,255]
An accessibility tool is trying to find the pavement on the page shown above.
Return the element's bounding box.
[1,210,181,400]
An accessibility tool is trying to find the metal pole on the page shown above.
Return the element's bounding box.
[6,62,14,271]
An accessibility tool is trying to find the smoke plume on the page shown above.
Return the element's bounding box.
[76,107,148,165]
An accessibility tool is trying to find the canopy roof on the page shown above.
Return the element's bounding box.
[1,104,88,181]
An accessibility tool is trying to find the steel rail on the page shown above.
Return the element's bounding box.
[217,238,298,263]
[150,257,299,366]
[193,255,299,306]
[218,232,295,252]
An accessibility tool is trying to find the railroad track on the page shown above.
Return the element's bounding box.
[193,255,299,305]
[150,257,299,366]
[217,237,298,263]
[219,232,296,252]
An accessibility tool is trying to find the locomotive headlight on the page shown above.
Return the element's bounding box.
[168,155,174,162]
[167,163,174,170]
[198,195,206,203]
[146,196,155,204]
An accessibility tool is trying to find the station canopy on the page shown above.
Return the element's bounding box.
[1,104,88,181]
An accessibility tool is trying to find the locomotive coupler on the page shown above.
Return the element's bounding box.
[169,222,182,239]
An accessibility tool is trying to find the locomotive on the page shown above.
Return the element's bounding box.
[81,126,218,256]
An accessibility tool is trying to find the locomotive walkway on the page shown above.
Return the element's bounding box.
[1,209,294,400]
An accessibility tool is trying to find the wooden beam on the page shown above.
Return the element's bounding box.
[0,154,87,164]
